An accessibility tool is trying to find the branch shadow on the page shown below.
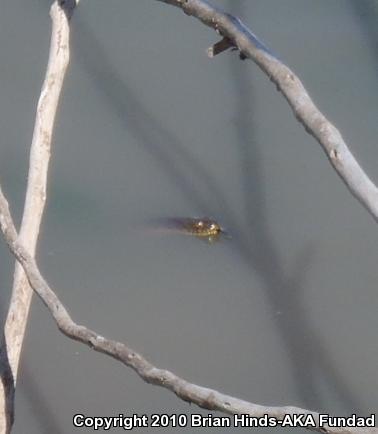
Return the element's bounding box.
[227,0,363,413]
[17,361,65,434]
[348,0,378,74]
[18,1,366,427]
[0,332,14,434]
[69,17,233,220]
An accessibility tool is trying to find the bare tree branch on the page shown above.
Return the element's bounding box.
[156,0,378,223]
[0,1,77,432]
[0,189,375,434]
[0,1,375,432]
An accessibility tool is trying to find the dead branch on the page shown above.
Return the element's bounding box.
[156,0,378,223]
[0,187,375,434]
[0,2,376,433]
[0,1,77,432]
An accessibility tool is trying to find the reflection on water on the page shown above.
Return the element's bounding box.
[144,217,231,243]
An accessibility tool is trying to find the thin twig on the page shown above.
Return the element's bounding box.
[0,1,76,432]
[156,0,378,222]
[0,188,375,434]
